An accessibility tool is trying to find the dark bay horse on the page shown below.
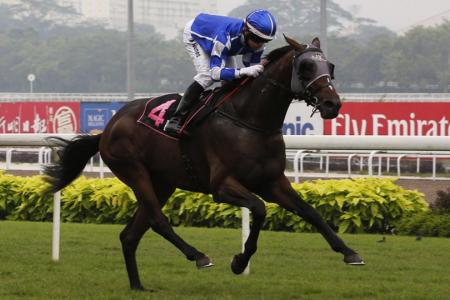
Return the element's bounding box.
[44,36,364,291]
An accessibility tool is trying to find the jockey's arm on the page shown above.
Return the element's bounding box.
[210,37,265,81]
[209,37,239,82]
[210,55,237,82]
[242,47,264,67]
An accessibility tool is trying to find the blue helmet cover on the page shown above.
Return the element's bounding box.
[245,9,277,41]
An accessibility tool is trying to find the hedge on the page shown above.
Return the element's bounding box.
[394,212,450,237]
[0,171,428,233]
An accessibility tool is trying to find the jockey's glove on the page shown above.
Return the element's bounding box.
[236,64,264,78]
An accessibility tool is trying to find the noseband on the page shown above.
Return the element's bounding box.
[303,75,334,116]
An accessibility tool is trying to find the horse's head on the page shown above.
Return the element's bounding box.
[285,35,341,119]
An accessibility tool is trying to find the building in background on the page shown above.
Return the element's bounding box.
[134,0,218,39]
[54,0,218,39]
[57,0,82,12]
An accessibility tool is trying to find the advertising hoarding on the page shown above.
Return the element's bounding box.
[324,102,450,136]
[0,102,79,133]
[283,102,324,135]
[80,102,124,133]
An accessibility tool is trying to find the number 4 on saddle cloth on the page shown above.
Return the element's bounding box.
[137,85,237,140]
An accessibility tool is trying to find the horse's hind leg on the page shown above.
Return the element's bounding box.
[119,186,176,291]
[261,176,364,265]
[212,176,266,274]
[115,165,212,289]
[120,206,151,290]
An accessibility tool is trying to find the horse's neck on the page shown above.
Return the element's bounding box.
[232,54,294,130]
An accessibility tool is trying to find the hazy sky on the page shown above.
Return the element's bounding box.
[218,0,450,31]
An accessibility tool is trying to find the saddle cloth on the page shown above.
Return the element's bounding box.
[137,90,218,139]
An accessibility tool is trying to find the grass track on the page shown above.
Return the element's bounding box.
[0,221,449,300]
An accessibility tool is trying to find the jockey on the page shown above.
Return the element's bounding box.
[164,9,277,135]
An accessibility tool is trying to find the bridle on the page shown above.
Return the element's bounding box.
[261,46,336,116]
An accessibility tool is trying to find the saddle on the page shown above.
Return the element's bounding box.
[137,82,240,139]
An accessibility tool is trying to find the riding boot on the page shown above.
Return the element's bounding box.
[164,81,204,135]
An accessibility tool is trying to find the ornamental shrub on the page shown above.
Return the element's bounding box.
[395,212,450,237]
[393,188,450,237]
[0,173,428,234]
[0,171,24,219]
[291,178,428,233]
[432,187,450,213]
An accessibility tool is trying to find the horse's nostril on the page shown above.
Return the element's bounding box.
[322,100,335,109]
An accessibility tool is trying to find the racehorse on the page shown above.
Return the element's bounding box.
[44,35,364,291]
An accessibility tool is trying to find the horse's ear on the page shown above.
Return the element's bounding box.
[312,37,321,49]
[283,34,306,52]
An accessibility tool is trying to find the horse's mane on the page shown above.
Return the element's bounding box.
[264,45,293,65]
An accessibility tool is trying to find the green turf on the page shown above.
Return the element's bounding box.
[0,221,449,300]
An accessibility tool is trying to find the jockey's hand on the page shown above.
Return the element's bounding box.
[237,64,264,78]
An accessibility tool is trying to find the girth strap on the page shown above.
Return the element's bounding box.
[179,139,201,190]
[215,110,281,135]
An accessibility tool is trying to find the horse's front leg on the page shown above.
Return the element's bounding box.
[261,176,364,265]
[212,176,266,274]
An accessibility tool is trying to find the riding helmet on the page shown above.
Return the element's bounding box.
[245,9,277,42]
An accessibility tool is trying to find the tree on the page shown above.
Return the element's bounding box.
[8,0,81,27]
[228,0,353,40]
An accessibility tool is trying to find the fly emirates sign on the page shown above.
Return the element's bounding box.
[324,102,450,136]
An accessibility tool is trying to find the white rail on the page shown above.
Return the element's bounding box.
[283,135,450,151]
[0,134,77,146]
[2,134,450,150]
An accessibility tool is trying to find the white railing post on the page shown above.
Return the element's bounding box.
[347,154,356,176]
[397,155,406,177]
[299,153,310,175]
[432,156,436,180]
[52,191,61,262]
[378,156,382,176]
[293,150,306,183]
[6,149,13,169]
[99,156,105,179]
[241,207,250,275]
[368,151,379,176]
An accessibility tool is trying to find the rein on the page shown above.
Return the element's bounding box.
[212,46,334,132]
[213,77,282,135]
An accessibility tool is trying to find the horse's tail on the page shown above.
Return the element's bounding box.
[43,134,101,193]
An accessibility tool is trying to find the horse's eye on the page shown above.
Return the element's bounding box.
[298,59,317,80]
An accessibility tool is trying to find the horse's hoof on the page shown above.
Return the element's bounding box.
[131,285,156,292]
[344,253,365,265]
[196,255,214,269]
[231,254,248,275]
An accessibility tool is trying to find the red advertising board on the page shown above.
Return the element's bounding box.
[0,102,80,133]
[324,102,450,136]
